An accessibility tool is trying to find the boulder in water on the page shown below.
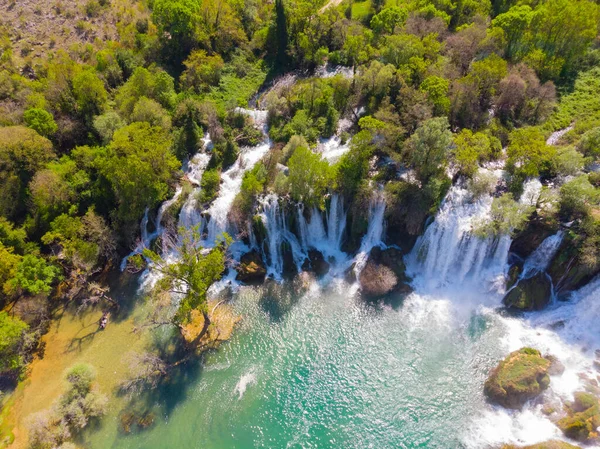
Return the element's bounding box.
[359,261,398,298]
[484,347,551,409]
[359,247,413,298]
[237,250,267,284]
[557,392,600,442]
[500,442,582,449]
[301,249,330,277]
[502,272,552,311]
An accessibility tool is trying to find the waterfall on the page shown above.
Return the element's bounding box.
[295,194,348,266]
[259,194,306,279]
[353,196,387,276]
[203,110,270,247]
[521,231,564,279]
[407,185,510,291]
[119,187,183,270]
[178,152,211,230]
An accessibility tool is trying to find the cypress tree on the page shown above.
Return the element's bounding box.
[275,0,289,68]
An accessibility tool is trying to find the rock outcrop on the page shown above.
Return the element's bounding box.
[301,249,330,277]
[484,348,551,409]
[358,247,412,299]
[236,250,267,284]
[503,273,552,311]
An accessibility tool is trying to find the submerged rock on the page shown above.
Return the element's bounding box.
[557,392,600,442]
[500,442,582,449]
[237,250,267,284]
[484,348,551,409]
[503,272,552,311]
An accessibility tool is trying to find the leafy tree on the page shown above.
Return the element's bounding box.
[495,64,556,126]
[173,98,205,158]
[335,130,374,196]
[476,193,534,236]
[93,111,125,145]
[578,127,600,160]
[0,244,21,299]
[7,254,59,296]
[42,210,115,272]
[403,117,453,182]
[180,50,225,93]
[287,146,333,208]
[199,168,221,204]
[491,5,534,61]
[274,0,289,67]
[0,311,28,376]
[72,70,108,120]
[0,126,55,220]
[100,123,180,224]
[559,175,600,219]
[143,227,228,347]
[23,108,58,138]
[420,76,450,116]
[371,7,408,35]
[506,127,556,181]
[453,129,493,178]
[115,67,176,119]
[0,217,28,254]
[527,0,600,80]
[130,97,172,131]
[28,363,108,449]
[152,0,201,63]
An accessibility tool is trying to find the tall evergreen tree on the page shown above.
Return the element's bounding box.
[275,0,289,68]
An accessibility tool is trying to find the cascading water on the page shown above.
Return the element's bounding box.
[521,231,564,279]
[352,195,386,277]
[203,110,270,248]
[407,177,543,294]
[406,185,510,293]
[258,194,307,280]
[178,152,211,230]
[295,194,348,267]
[119,187,183,271]
[317,136,350,163]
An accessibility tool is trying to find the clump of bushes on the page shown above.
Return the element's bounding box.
[27,363,108,449]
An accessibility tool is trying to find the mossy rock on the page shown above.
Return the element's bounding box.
[503,273,552,311]
[484,348,551,409]
[557,392,600,442]
[500,441,581,449]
